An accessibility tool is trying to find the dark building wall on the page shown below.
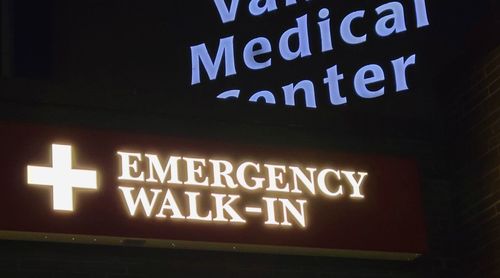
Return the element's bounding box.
[0,1,498,277]
[447,45,500,278]
[0,240,426,278]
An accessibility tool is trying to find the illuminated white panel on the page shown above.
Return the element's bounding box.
[27,144,97,212]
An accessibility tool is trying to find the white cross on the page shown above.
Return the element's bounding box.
[27,144,97,212]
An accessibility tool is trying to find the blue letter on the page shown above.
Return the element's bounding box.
[375,2,407,37]
[391,54,416,92]
[244,37,272,70]
[414,0,430,27]
[249,0,277,16]
[282,80,317,108]
[318,8,333,53]
[323,65,346,105]
[279,14,312,61]
[340,11,367,45]
[249,91,276,104]
[191,36,236,85]
[285,0,311,7]
[217,89,241,99]
[354,64,385,98]
[213,0,240,24]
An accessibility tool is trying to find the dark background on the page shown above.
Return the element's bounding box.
[1,0,465,133]
[0,0,499,277]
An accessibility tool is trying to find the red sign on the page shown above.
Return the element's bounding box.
[0,122,426,260]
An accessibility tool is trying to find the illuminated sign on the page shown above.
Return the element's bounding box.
[116,151,367,227]
[26,144,367,228]
[27,144,98,212]
[0,122,426,259]
[190,0,430,108]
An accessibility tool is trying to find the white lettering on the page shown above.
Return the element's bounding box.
[117,152,144,182]
[280,199,307,227]
[236,162,265,190]
[342,171,368,199]
[184,157,209,186]
[119,186,161,217]
[185,191,212,221]
[290,166,316,195]
[145,154,182,184]
[212,194,246,223]
[263,197,280,226]
[210,159,238,188]
[317,169,343,197]
[265,164,290,193]
[156,189,185,219]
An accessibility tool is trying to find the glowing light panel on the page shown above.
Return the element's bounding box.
[27,144,97,212]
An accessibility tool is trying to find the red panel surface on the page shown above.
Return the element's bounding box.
[0,122,427,254]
